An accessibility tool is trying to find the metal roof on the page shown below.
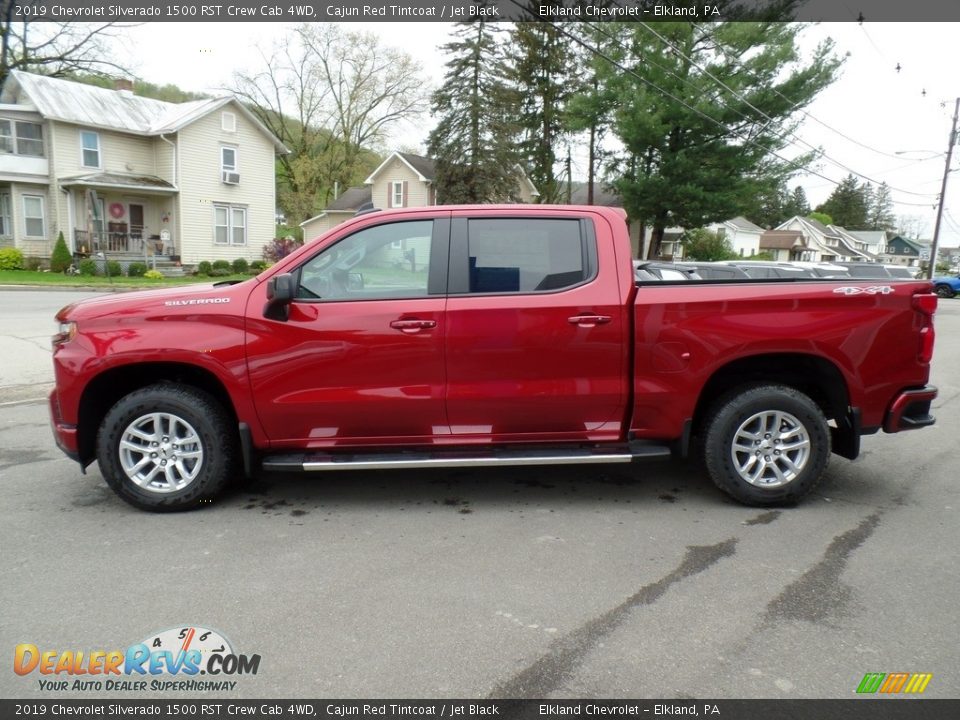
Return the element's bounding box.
[59,172,177,193]
[6,71,287,152]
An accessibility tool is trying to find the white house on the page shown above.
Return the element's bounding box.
[0,71,287,265]
[706,216,764,257]
[301,151,540,241]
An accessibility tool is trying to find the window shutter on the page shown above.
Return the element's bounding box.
[403,180,408,208]
[386,186,392,209]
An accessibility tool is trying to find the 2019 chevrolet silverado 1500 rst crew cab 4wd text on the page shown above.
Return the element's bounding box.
[49,205,938,511]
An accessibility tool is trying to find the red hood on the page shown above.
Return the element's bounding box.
[55,280,257,322]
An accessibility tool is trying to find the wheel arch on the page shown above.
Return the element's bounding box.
[77,362,238,467]
[692,353,855,456]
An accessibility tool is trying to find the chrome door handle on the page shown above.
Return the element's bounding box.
[568,314,611,327]
[390,319,437,333]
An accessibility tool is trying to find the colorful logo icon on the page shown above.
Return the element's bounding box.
[856,672,933,694]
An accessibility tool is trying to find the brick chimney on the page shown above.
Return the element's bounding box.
[114,78,134,93]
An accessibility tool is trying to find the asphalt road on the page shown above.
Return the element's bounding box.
[0,289,958,700]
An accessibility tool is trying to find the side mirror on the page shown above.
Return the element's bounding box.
[264,273,295,321]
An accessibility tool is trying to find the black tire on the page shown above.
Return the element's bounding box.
[96,384,237,512]
[703,385,830,507]
[934,284,955,299]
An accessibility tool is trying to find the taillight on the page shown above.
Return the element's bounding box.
[912,293,938,317]
[913,292,937,363]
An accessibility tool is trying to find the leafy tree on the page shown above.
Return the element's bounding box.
[897,215,927,240]
[0,16,132,91]
[815,174,869,228]
[67,73,209,103]
[683,228,738,261]
[428,18,521,203]
[583,10,840,257]
[232,24,427,222]
[50,232,72,273]
[808,211,833,226]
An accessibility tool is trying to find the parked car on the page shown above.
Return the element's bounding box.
[50,205,938,511]
[836,261,917,279]
[789,261,851,278]
[634,261,702,281]
[673,262,750,280]
[932,274,960,298]
[720,261,816,279]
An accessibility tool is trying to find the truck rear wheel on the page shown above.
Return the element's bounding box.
[96,385,236,511]
[703,385,830,506]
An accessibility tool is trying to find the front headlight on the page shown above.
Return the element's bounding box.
[52,321,77,347]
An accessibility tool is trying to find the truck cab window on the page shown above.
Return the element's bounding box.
[466,218,589,293]
[297,220,434,300]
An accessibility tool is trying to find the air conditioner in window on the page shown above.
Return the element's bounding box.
[222,171,240,185]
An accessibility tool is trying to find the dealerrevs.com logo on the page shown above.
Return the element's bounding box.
[14,626,260,692]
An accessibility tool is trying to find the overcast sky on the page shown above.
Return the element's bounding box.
[116,21,960,246]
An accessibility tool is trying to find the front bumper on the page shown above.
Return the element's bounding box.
[48,389,80,463]
[883,386,937,433]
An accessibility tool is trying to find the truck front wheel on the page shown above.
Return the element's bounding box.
[703,385,830,506]
[96,385,236,511]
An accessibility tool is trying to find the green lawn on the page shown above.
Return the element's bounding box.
[0,270,254,289]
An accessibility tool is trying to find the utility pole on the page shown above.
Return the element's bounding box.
[928,97,959,279]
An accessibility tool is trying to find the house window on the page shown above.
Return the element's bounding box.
[0,193,10,236]
[0,120,43,156]
[0,120,12,154]
[15,121,43,156]
[22,195,45,237]
[80,131,101,168]
[221,146,237,172]
[391,181,403,208]
[221,112,236,132]
[213,204,246,245]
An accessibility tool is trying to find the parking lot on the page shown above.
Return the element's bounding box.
[1,289,958,699]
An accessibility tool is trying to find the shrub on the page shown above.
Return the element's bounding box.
[51,232,72,273]
[144,269,164,280]
[127,262,147,277]
[25,256,44,271]
[211,259,231,272]
[78,259,97,276]
[208,268,231,277]
[250,260,267,272]
[263,236,302,262]
[197,260,213,275]
[105,260,122,277]
[0,247,24,271]
[231,258,249,274]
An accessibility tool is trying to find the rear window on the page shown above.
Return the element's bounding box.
[466,219,589,293]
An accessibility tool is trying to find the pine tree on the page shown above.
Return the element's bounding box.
[508,17,575,203]
[427,18,520,204]
[816,174,869,228]
[50,231,72,273]
[784,186,811,217]
[586,12,841,257]
[867,182,896,230]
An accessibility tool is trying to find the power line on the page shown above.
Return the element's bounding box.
[635,22,937,199]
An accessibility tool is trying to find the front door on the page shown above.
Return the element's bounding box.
[246,216,451,447]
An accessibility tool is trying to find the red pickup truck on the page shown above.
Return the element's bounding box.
[49,205,938,511]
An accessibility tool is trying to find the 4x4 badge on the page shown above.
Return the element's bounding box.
[833,286,894,295]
